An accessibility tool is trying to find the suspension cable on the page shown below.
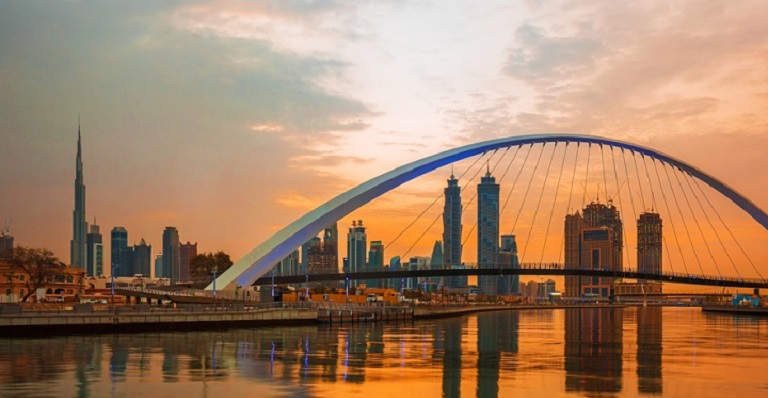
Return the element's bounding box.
[459,148,511,250]
[399,213,443,261]
[558,143,581,263]
[662,163,708,276]
[631,151,648,212]
[500,144,533,218]
[688,174,764,280]
[609,146,632,270]
[384,150,488,250]
[540,143,569,264]
[511,143,547,233]
[650,158,687,275]
[670,163,722,277]
[600,144,609,204]
[520,143,558,262]
[681,171,740,278]
[581,143,592,208]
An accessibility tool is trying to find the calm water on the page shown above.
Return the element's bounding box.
[0,307,766,397]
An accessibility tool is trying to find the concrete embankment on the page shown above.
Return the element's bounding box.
[414,304,627,319]
[701,305,768,316]
[0,307,317,336]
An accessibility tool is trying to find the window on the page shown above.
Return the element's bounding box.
[5,276,10,283]
[18,275,24,282]
[66,276,74,283]
[19,289,24,296]
[5,289,10,295]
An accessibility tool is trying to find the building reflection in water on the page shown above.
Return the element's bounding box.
[637,306,662,394]
[477,310,520,398]
[432,317,466,397]
[565,307,623,395]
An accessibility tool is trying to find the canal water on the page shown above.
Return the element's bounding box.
[0,307,765,397]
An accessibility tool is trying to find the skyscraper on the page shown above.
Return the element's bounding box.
[637,212,662,284]
[323,223,339,274]
[154,254,163,279]
[430,240,444,289]
[368,240,384,288]
[70,125,87,269]
[133,239,152,277]
[111,227,129,276]
[86,222,103,277]
[477,167,500,296]
[564,200,624,298]
[347,220,367,287]
[179,241,197,282]
[498,234,519,295]
[443,173,463,288]
[162,227,180,283]
[346,220,367,287]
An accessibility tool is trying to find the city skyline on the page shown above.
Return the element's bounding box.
[2,2,768,279]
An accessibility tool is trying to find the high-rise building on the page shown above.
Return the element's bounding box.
[306,237,323,274]
[409,256,430,291]
[162,227,180,283]
[346,220,367,287]
[111,227,130,276]
[498,234,519,295]
[564,200,624,298]
[154,254,163,279]
[86,222,103,276]
[275,249,299,277]
[70,126,87,269]
[637,212,662,280]
[389,256,402,291]
[430,240,444,289]
[133,239,152,277]
[477,168,500,296]
[323,223,338,273]
[179,241,197,282]
[368,241,384,288]
[443,173,463,288]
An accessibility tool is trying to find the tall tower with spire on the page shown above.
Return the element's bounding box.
[443,169,463,288]
[70,122,87,269]
[477,164,500,296]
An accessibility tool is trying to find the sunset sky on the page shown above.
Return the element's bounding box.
[2,1,768,280]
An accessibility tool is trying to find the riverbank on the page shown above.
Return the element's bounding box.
[701,305,768,316]
[0,302,632,337]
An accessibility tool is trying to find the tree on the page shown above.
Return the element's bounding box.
[189,251,233,279]
[9,246,66,302]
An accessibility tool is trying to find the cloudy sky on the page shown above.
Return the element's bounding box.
[2,1,768,278]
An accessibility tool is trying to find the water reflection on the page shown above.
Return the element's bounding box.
[1,308,767,397]
[564,307,623,395]
[637,307,663,394]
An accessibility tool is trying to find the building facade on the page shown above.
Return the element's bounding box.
[346,220,367,287]
[133,239,152,277]
[498,234,519,295]
[179,241,197,282]
[70,127,87,270]
[162,227,180,283]
[86,223,103,277]
[367,240,384,288]
[564,201,624,298]
[443,173,463,288]
[110,227,130,277]
[477,168,500,296]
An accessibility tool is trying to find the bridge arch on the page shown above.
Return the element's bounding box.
[208,134,768,290]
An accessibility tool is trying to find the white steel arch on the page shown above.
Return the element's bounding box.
[207,134,768,290]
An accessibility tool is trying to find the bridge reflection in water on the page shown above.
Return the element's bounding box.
[3,307,767,397]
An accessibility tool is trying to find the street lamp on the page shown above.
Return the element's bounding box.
[345,277,349,302]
